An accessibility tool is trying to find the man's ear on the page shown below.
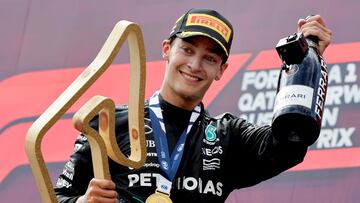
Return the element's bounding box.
[215,63,228,81]
[162,40,171,60]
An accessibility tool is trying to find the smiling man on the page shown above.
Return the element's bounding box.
[54,8,332,203]
[160,36,228,110]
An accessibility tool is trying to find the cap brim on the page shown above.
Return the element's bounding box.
[176,32,229,57]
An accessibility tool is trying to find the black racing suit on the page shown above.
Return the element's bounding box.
[55,101,308,203]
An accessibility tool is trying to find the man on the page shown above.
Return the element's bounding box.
[55,8,332,203]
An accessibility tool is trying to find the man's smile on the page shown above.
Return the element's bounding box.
[179,70,202,82]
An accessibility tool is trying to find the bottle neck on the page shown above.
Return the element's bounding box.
[306,38,319,51]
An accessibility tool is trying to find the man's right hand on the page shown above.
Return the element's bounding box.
[76,178,118,203]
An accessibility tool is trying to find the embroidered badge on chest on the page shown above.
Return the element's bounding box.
[205,124,217,142]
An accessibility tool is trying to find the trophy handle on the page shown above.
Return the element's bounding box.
[72,95,146,180]
[25,20,146,203]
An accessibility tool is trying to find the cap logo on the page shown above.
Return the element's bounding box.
[186,13,231,42]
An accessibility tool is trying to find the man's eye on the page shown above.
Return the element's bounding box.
[205,56,217,63]
[182,47,193,54]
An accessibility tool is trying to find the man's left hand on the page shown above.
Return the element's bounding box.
[298,15,332,55]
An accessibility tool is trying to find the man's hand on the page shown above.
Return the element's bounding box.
[76,178,118,203]
[298,15,332,55]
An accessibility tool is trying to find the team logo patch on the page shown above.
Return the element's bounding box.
[186,14,231,42]
[205,124,217,142]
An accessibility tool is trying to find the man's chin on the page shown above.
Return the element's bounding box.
[178,89,203,102]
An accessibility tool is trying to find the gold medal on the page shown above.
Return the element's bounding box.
[145,192,172,203]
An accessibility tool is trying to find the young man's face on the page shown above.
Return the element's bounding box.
[160,36,228,109]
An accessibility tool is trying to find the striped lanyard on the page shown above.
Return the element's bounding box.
[149,91,201,181]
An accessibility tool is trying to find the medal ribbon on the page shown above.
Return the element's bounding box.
[149,91,201,181]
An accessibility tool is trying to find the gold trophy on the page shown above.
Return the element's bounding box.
[25,20,147,203]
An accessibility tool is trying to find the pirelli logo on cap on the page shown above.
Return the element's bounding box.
[186,13,231,42]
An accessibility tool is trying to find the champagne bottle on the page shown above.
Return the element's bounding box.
[272,32,328,145]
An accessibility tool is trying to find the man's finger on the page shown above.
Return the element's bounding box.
[89,178,116,190]
[99,179,116,190]
[300,24,332,44]
[305,14,326,27]
[101,189,118,199]
[297,18,306,33]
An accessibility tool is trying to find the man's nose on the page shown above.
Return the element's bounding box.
[187,56,202,72]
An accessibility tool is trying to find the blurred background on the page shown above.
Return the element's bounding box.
[1,0,359,202]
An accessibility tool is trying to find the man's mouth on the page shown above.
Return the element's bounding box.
[180,70,202,81]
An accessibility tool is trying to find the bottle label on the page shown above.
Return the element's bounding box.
[314,55,329,121]
[274,85,314,112]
